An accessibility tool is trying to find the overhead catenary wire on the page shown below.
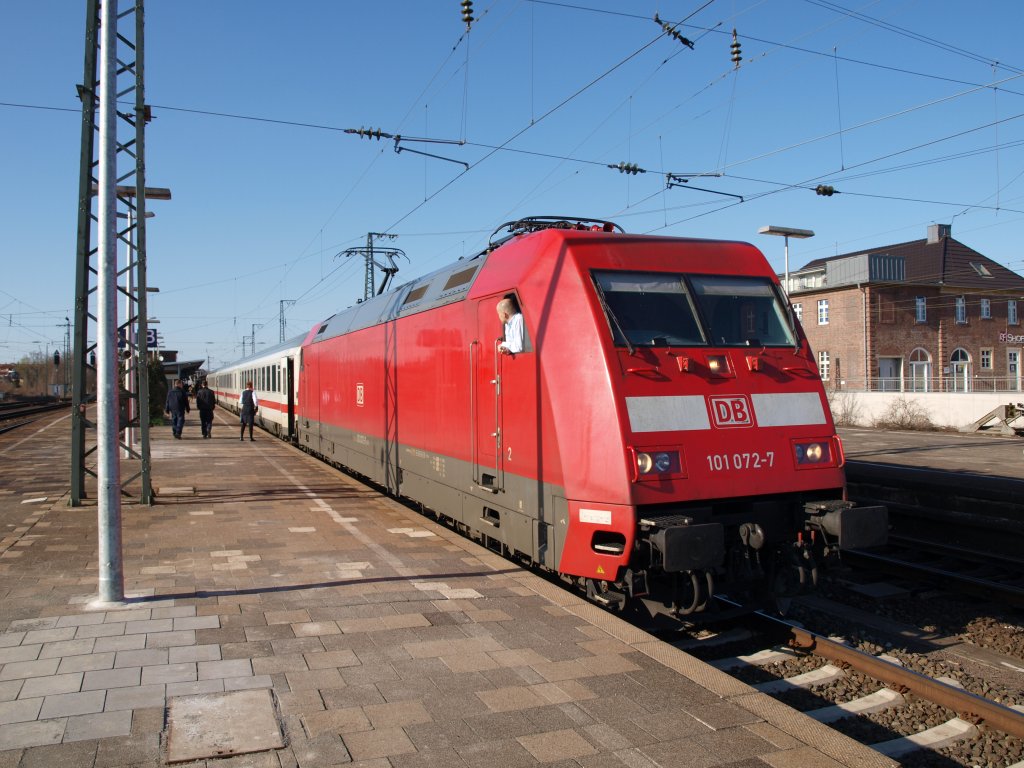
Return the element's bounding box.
[8,4,1024,364]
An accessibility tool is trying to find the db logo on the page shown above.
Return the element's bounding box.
[708,395,753,428]
[355,383,364,407]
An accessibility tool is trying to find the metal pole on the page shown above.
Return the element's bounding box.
[124,209,135,458]
[96,0,124,603]
[783,235,790,298]
[366,233,374,301]
[71,0,100,506]
[134,0,153,505]
[64,318,71,397]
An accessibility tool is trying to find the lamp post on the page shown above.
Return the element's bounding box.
[758,225,814,297]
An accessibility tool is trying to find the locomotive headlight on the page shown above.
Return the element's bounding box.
[653,452,673,472]
[794,441,832,467]
[706,355,729,375]
[634,449,681,477]
[636,452,654,474]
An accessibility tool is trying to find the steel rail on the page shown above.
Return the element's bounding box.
[843,545,1024,608]
[785,622,1024,739]
[0,403,69,423]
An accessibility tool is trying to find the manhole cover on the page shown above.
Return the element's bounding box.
[166,688,283,763]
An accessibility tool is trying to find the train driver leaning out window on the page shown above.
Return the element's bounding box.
[496,296,524,355]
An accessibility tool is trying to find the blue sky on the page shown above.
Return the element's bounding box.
[3,1,1023,369]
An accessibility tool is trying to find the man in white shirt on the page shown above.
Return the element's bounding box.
[496,297,524,355]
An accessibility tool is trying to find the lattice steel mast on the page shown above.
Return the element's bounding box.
[71,0,160,509]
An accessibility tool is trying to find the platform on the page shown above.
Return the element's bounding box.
[0,411,894,767]
[839,425,1024,480]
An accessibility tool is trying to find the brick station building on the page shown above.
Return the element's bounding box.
[787,224,1024,393]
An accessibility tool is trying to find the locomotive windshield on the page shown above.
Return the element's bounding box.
[593,271,797,348]
[689,275,797,346]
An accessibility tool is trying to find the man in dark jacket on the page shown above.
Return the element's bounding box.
[239,381,258,442]
[195,380,216,439]
[164,379,190,439]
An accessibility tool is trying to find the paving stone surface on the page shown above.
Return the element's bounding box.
[0,409,897,767]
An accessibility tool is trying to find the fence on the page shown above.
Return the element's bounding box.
[841,376,1021,394]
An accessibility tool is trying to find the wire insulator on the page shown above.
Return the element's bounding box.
[461,0,474,29]
[731,29,741,68]
[609,162,645,175]
[345,127,390,141]
[653,13,694,49]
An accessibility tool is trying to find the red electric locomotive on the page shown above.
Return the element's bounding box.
[288,216,886,618]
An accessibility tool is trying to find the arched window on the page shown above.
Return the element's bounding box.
[909,348,931,392]
[949,348,971,392]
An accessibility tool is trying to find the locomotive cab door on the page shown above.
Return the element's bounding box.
[473,300,504,492]
[298,345,319,449]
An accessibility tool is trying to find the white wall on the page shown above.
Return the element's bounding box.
[826,391,1024,429]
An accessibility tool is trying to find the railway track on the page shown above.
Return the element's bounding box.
[675,609,1024,767]
[846,461,1024,558]
[0,400,70,434]
[842,536,1024,609]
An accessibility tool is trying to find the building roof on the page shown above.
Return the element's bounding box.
[797,224,1024,291]
[162,359,205,382]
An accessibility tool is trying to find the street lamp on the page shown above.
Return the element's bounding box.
[758,225,814,297]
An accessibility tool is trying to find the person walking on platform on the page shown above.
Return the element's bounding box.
[164,379,190,439]
[195,379,216,438]
[239,381,259,441]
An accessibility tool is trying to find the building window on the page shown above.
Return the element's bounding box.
[915,296,926,323]
[949,348,972,392]
[981,348,993,369]
[793,303,803,322]
[981,298,992,319]
[910,348,931,392]
[817,299,829,325]
[955,296,967,324]
[1010,300,1019,326]
[818,350,830,381]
